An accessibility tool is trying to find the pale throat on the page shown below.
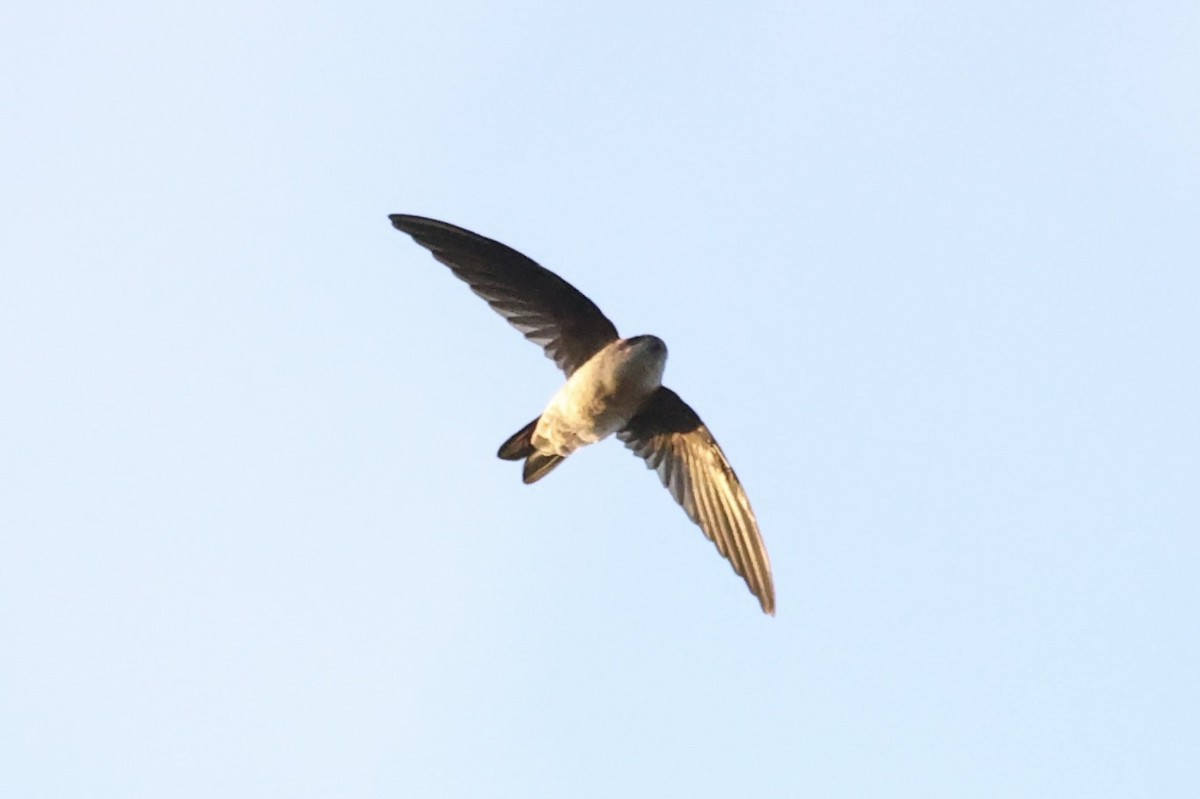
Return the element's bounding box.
[620,344,667,394]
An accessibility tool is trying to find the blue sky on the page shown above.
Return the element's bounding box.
[2,2,1198,796]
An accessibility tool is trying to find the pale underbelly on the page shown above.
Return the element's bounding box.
[532,381,653,456]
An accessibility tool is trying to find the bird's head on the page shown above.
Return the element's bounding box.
[620,335,668,357]
[616,335,668,389]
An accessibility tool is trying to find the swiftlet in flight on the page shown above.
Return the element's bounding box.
[390,214,775,614]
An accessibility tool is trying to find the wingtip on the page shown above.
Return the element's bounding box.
[760,586,776,616]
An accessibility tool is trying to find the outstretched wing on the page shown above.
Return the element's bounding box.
[390,215,619,375]
[619,387,775,614]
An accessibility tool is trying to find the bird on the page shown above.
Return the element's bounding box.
[389,214,775,614]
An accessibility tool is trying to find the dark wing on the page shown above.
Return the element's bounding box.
[619,387,775,615]
[389,215,619,375]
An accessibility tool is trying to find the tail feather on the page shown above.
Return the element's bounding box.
[497,416,566,484]
[522,452,564,484]
[497,418,538,460]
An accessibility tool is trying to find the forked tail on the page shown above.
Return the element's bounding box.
[497,417,564,485]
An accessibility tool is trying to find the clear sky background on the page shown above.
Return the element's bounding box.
[3,2,1198,796]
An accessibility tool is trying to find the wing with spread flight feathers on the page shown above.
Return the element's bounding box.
[389,215,619,375]
[620,387,775,614]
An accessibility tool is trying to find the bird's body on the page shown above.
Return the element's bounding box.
[534,336,668,460]
[390,214,776,614]
[497,335,668,484]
